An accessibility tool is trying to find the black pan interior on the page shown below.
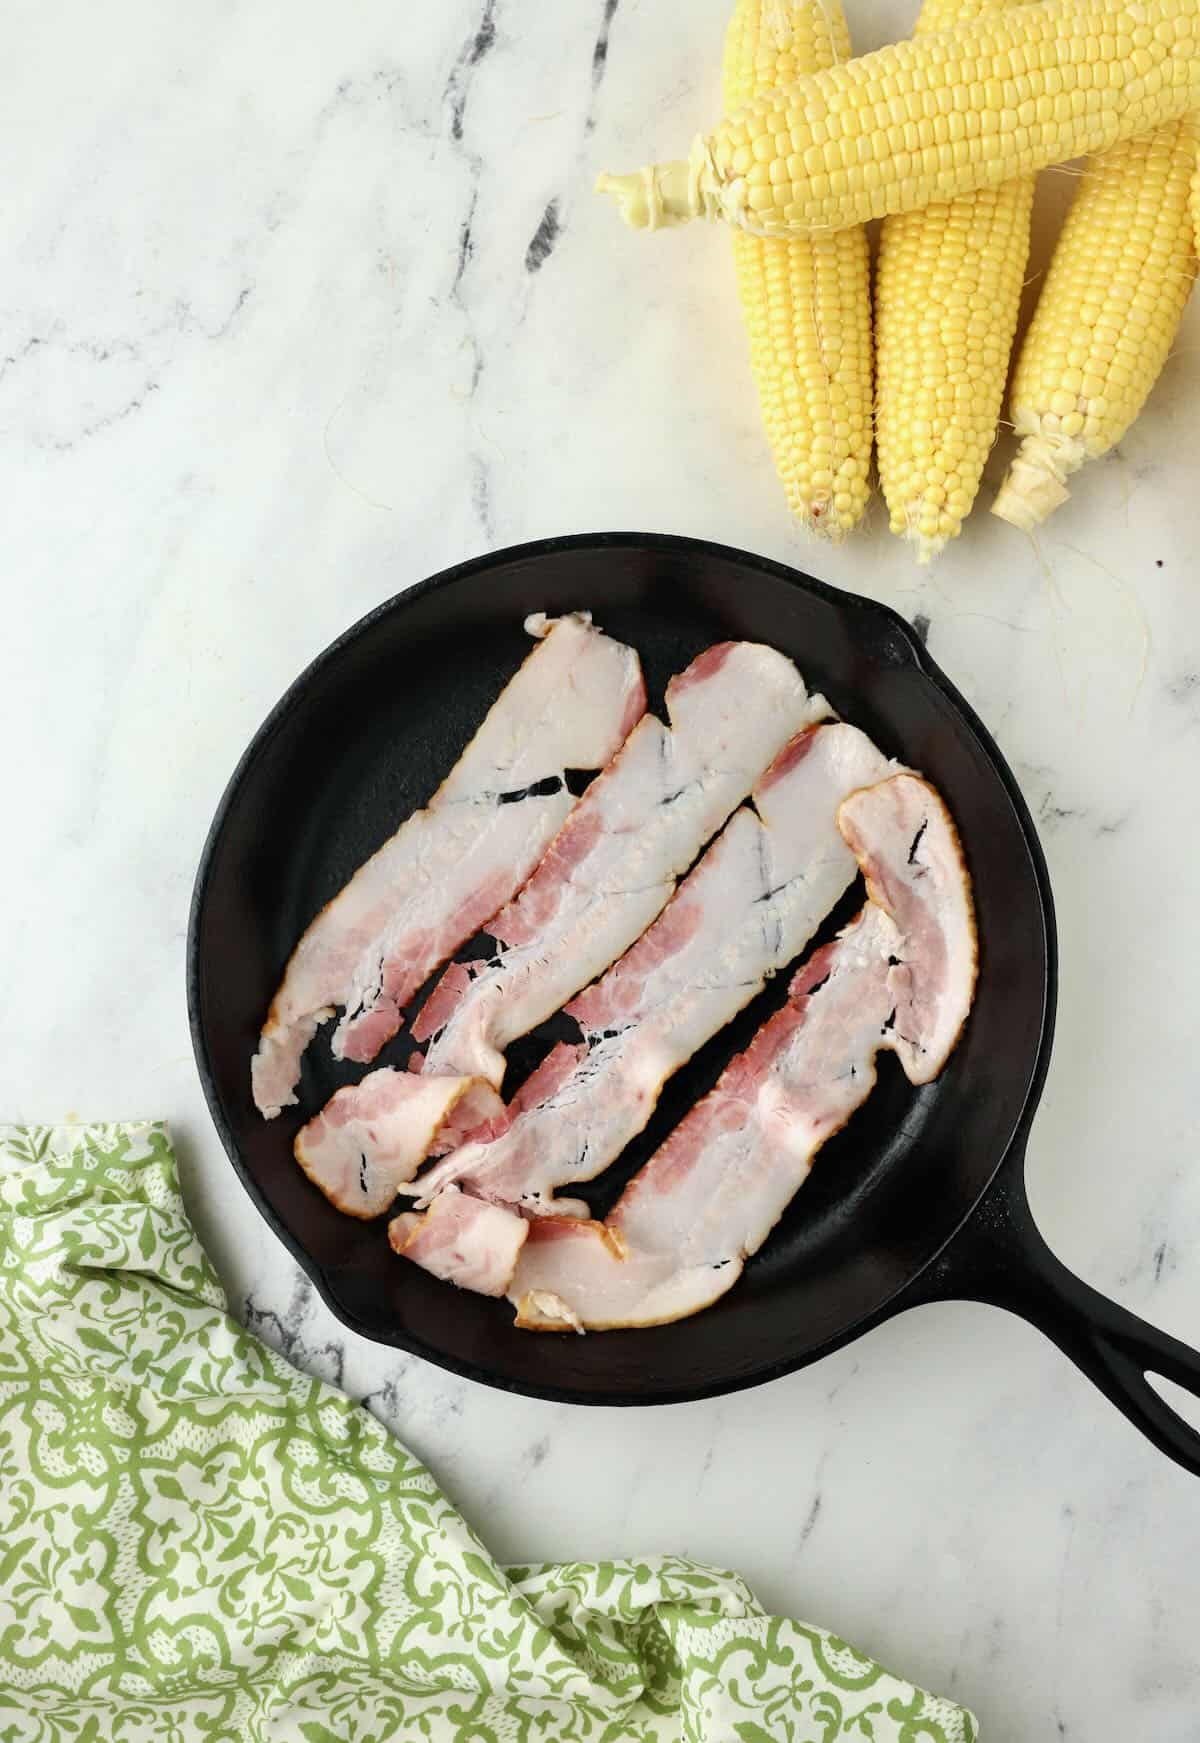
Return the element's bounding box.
[188,534,1054,1403]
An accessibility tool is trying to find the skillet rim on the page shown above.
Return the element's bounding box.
[186,530,1058,1403]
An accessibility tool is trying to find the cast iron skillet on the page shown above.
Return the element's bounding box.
[188,533,1200,1474]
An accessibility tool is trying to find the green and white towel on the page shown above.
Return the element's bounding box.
[0,1123,977,1741]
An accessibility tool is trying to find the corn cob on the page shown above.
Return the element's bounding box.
[597,0,1200,239]
[874,0,1034,562]
[725,0,872,536]
[993,116,1197,529]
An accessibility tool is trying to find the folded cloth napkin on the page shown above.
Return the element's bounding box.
[0,1123,977,1741]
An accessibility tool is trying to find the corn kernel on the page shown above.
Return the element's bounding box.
[874,0,1036,562]
[998,114,1197,524]
[601,0,1200,307]
[724,0,873,537]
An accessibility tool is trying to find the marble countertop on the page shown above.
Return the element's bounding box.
[5,1,1200,1734]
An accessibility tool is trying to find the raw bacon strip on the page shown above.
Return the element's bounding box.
[509,910,897,1328]
[251,612,645,1118]
[412,641,827,1091]
[509,775,977,1331]
[294,1067,504,1219]
[388,1186,528,1297]
[837,773,977,1082]
[410,723,897,1218]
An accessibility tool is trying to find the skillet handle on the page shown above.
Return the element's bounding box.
[908,1159,1200,1478]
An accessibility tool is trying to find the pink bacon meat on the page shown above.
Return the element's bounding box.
[389,1186,528,1297]
[507,774,977,1332]
[412,640,827,1095]
[407,722,897,1220]
[251,612,644,1118]
[295,1009,596,1223]
[293,1067,505,1219]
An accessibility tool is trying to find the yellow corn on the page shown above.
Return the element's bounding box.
[597,0,1200,239]
[993,117,1197,529]
[874,0,1034,563]
[724,0,872,536]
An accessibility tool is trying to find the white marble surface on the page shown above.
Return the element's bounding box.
[4,0,1200,1734]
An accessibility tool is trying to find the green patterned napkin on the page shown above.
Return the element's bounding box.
[0,1123,977,1741]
